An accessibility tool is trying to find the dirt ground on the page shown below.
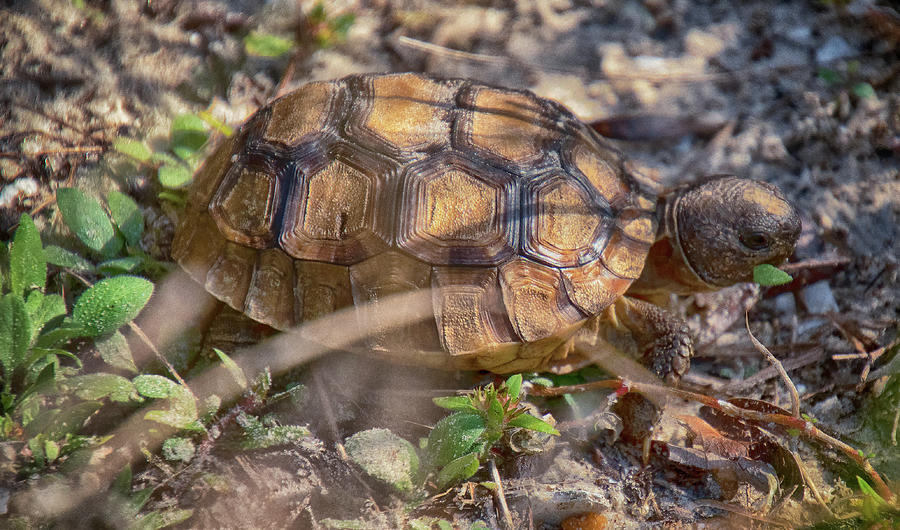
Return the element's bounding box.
[1,0,898,528]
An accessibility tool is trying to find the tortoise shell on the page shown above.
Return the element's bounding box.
[171,72,659,373]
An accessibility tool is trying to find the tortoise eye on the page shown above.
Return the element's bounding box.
[740,231,771,251]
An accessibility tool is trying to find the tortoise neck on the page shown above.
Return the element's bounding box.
[627,190,715,296]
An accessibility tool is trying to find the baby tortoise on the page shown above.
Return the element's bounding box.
[172,72,800,384]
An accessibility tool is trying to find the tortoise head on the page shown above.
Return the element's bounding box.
[665,176,801,288]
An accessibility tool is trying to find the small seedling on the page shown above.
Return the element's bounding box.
[306,2,356,49]
[425,374,558,488]
[113,112,219,201]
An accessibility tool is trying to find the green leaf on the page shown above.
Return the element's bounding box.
[507,413,560,435]
[112,465,132,496]
[486,396,504,430]
[0,293,32,380]
[24,401,102,439]
[158,164,193,189]
[753,264,793,286]
[72,276,153,337]
[161,437,195,462]
[344,428,419,495]
[505,374,522,401]
[330,13,355,38]
[197,111,233,137]
[432,396,477,412]
[35,319,89,348]
[113,138,152,163]
[107,191,144,247]
[134,508,193,530]
[133,374,176,399]
[171,114,208,160]
[427,412,485,469]
[96,331,138,373]
[56,188,123,258]
[157,190,186,206]
[213,348,247,390]
[0,241,8,291]
[10,214,46,296]
[67,373,139,402]
[44,245,95,273]
[44,439,59,461]
[144,384,198,429]
[818,67,842,85]
[243,31,294,57]
[18,360,57,404]
[851,82,875,100]
[24,292,66,342]
[857,476,888,505]
[97,256,144,275]
[435,453,480,489]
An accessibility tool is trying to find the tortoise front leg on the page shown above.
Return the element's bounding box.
[573,297,694,444]
[575,296,694,385]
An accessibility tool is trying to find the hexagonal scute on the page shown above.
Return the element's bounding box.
[280,145,395,265]
[398,153,517,266]
[499,257,584,345]
[522,174,611,268]
[171,210,227,284]
[457,86,559,166]
[350,73,458,157]
[262,81,343,147]
[210,164,282,248]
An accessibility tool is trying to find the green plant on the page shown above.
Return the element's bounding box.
[110,465,194,529]
[817,61,876,100]
[114,113,220,201]
[0,214,157,461]
[306,2,355,49]
[50,187,165,276]
[425,374,558,488]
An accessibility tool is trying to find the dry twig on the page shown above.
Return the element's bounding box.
[746,312,800,418]
[528,379,895,502]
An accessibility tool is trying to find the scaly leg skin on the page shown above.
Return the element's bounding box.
[576,296,694,384]
[573,296,694,443]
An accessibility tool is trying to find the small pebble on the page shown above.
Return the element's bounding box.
[773,292,797,318]
[0,177,39,209]
[561,512,607,530]
[798,280,839,314]
[787,26,813,44]
[684,29,725,58]
[816,35,855,64]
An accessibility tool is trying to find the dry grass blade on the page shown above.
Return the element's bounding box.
[745,311,800,418]
[490,459,515,530]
